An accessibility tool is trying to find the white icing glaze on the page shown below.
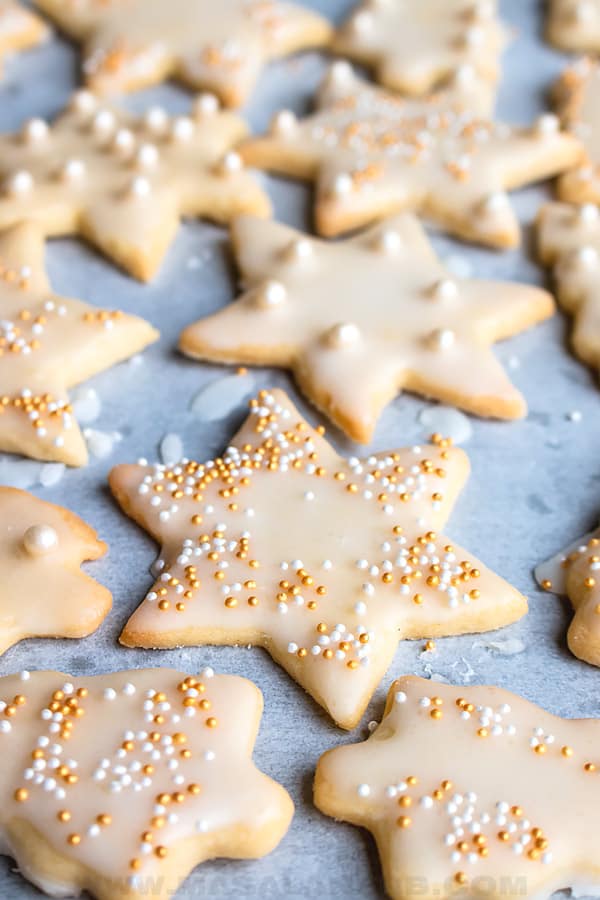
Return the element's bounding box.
[189,372,254,421]
[418,406,473,445]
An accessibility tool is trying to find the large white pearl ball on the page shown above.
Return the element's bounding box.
[23,524,59,556]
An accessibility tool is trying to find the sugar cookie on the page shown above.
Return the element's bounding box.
[0,92,271,281]
[0,667,293,899]
[537,201,600,376]
[240,63,582,245]
[33,0,332,106]
[0,486,111,655]
[553,59,600,206]
[0,221,158,465]
[0,1,48,77]
[547,0,600,52]
[109,389,527,730]
[315,674,600,900]
[180,214,555,443]
[333,0,507,114]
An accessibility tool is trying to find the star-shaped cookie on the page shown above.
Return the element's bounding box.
[0,667,293,899]
[553,59,600,205]
[0,1,48,77]
[0,487,111,656]
[240,63,582,245]
[332,0,507,114]
[537,201,600,376]
[180,214,554,443]
[109,389,527,730]
[316,675,600,900]
[0,220,158,465]
[0,91,271,281]
[33,0,332,106]
[547,0,600,52]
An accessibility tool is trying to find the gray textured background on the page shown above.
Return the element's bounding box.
[0,1,599,897]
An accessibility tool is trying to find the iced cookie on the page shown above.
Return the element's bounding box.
[333,0,507,114]
[553,59,600,206]
[109,389,527,730]
[0,487,111,655]
[0,1,48,77]
[315,674,600,900]
[536,526,600,668]
[547,0,600,52]
[240,63,582,245]
[180,214,554,443]
[0,91,270,282]
[33,0,332,106]
[537,201,600,376]
[0,221,158,465]
[0,667,293,900]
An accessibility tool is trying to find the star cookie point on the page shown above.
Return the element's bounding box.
[547,0,600,52]
[0,1,48,76]
[553,58,600,206]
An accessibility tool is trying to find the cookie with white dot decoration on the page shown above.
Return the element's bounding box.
[0,487,111,655]
[547,0,600,52]
[537,201,600,377]
[180,214,554,443]
[0,1,48,77]
[0,221,158,465]
[32,0,332,106]
[315,674,600,900]
[0,91,271,281]
[553,59,600,205]
[240,63,582,245]
[109,389,527,730]
[0,667,293,900]
[332,0,507,114]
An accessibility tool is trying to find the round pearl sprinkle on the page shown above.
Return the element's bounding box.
[427,328,456,350]
[135,144,159,169]
[70,90,96,115]
[5,171,34,196]
[256,281,287,308]
[127,176,152,199]
[430,279,458,301]
[375,230,402,254]
[285,238,313,262]
[217,152,243,175]
[23,525,59,557]
[270,110,298,135]
[535,114,560,136]
[60,159,86,183]
[326,322,361,349]
[194,93,219,118]
[22,118,49,143]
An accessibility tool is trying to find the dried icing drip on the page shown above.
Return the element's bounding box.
[418,406,473,444]
[110,388,526,728]
[84,429,122,460]
[160,433,184,466]
[71,386,101,425]
[472,638,526,656]
[189,373,254,421]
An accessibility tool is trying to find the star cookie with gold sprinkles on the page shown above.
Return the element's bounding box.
[0,667,293,900]
[0,487,111,656]
[0,1,48,77]
[240,63,582,245]
[332,0,507,114]
[315,674,600,900]
[536,526,600,668]
[33,0,332,106]
[180,214,555,443]
[553,59,600,205]
[0,90,271,281]
[0,220,158,465]
[537,201,600,377]
[547,0,600,52]
[109,389,527,730]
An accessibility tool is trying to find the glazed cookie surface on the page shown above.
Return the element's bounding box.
[0,1,48,76]
[0,91,271,281]
[553,59,600,205]
[110,389,527,730]
[33,0,332,106]
[180,214,554,442]
[0,667,293,900]
[0,486,111,655]
[315,675,600,900]
[547,0,600,52]
[0,221,158,465]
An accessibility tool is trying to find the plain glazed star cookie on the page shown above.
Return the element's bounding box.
[553,59,600,205]
[0,1,48,77]
[240,63,582,245]
[333,0,507,114]
[0,667,293,900]
[537,201,600,376]
[33,0,332,106]
[0,221,158,465]
[315,675,600,900]
[180,214,554,443]
[0,90,271,282]
[0,487,111,655]
[547,0,600,52]
[109,389,527,730]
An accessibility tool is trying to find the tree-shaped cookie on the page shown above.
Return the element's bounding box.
[0,91,270,281]
[333,0,507,114]
[180,214,554,443]
[0,1,48,77]
[553,59,600,206]
[547,0,600,52]
[33,0,332,106]
[0,667,293,899]
[537,201,600,376]
[0,487,111,655]
[316,675,600,900]
[240,63,582,245]
[110,389,527,730]
[0,221,158,464]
